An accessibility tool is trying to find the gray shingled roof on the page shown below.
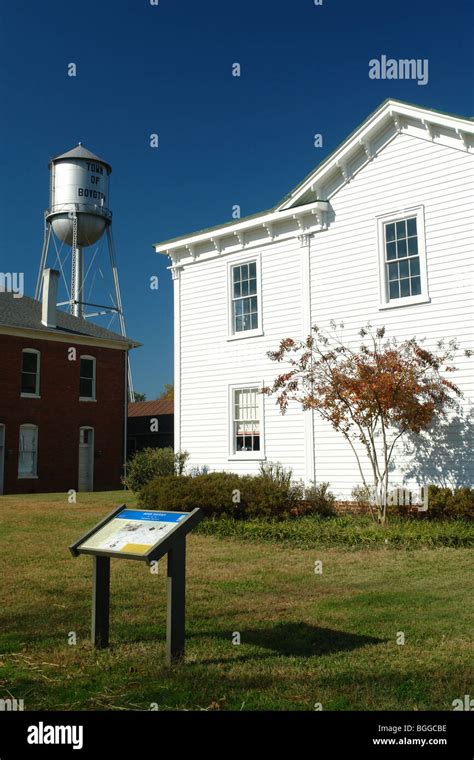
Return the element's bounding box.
[50,143,112,173]
[0,292,139,347]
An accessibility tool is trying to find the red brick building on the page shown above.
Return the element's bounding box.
[0,271,140,494]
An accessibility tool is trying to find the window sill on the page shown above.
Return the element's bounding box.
[18,474,39,479]
[379,295,431,311]
[228,454,266,461]
[227,329,264,342]
[21,393,40,399]
[79,398,97,402]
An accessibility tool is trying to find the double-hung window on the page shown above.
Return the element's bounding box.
[18,424,38,478]
[378,207,429,308]
[80,356,96,400]
[229,258,262,337]
[21,349,40,396]
[231,386,263,456]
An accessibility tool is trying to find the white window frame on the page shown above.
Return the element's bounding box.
[227,253,263,340]
[18,423,39,479]
[20,348,41,398]
[228,383,266,461]
[79,355,96,401]
[377,205,430,310]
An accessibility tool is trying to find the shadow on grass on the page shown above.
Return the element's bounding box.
[190,622,383,662]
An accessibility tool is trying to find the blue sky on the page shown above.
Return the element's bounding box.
[0,0,472,399]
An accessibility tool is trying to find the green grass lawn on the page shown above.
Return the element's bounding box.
[0,491,472,711]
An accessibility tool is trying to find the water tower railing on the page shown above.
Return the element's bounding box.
[45,202,112,222]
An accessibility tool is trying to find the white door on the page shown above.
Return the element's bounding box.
[78,427,94,492]
[0,425,5,495]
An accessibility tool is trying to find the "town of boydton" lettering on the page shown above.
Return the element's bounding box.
[77,161,106,202]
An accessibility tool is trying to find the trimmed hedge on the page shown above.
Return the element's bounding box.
[139,472,300,519]
[139,470,336,519]
[425,485,474,521]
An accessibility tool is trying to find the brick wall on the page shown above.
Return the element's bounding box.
[0,333,126,494]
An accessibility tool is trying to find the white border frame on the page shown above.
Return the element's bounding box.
[227,252,264,341]
[228,382,266,461]
[377,205,430,310]
[20,348,41,398]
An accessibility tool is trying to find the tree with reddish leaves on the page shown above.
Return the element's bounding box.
[263,322,470,524]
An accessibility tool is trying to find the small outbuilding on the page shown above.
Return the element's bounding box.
[127,398,174,458]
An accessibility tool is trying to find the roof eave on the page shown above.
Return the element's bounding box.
[154,200,330,255]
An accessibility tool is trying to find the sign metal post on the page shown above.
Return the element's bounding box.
[91,556,110,649]
[166,536,186,665]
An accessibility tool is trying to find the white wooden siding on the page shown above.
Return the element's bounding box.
[179,239,308,478]
[177,129,474,495]
[310,132,474,497]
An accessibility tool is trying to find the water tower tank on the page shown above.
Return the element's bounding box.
[46,144,112,247]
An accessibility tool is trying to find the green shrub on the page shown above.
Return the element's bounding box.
[139,471,304,519]
[426,485,474,521]
[122,447,189,492]
[258,461,293,489]
[302,481,336,517]
[351,484,374,511]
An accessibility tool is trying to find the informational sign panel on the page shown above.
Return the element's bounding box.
[70,505,203,564]
[79,509,189,556]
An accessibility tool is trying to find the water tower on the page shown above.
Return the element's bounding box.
[35,143,134,397]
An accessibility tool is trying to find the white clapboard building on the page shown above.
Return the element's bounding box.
[154,99,474,497]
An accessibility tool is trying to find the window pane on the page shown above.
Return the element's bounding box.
[411,276,421,296]
[386,242,396,260]
[21,373,37,394]
[389,281,399,299]
[406,217,417,237]
[22,352,37,373]
[388,262,398,281]
[396,220,406,239]
[234,388,260,452]
[407,236,418,255]
[80,378,93,397]
[397,239,407,258]
[231,261,258,334]
[409,257,420,277]
[385,223,395,242]
[399,259,409,279]
[400,278,410,298]
[80,359,94,379]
